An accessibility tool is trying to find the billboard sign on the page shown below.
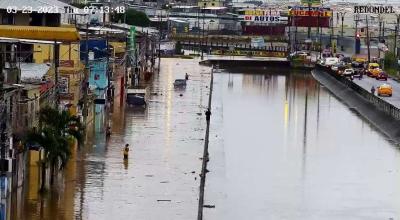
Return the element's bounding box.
[241,9,287,24]
[354,6,395,14]
[243,15,286,23]
[288,6,332,17]
[244,9,280,16]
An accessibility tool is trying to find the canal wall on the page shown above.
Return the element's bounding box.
[312,66,400,143]
[199,59,290,68]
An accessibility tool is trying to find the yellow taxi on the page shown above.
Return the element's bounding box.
[377,84,393,97]
[353,57,366,64]
[366,63,380,77]
[371,68,382,77]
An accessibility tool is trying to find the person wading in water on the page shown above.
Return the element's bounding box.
[123,144,129,160]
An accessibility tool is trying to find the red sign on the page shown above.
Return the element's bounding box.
[290,17,330,27]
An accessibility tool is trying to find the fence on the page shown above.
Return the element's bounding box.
[316,65,400,120]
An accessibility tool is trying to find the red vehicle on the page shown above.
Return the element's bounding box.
[376,71,388,81]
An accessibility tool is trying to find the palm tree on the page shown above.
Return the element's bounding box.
[25,106,84,192]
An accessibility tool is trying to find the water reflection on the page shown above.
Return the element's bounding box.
[12,58,210,220]
[205,69,400,220]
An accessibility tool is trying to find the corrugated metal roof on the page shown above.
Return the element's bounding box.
[0,0,75,12]
[20,63,51,83]
[0,37,61,44]
[0,25,80,42]
[111,23,159,35]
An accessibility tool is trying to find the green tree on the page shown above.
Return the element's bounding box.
[70,3,89,9]
[111,9,150,27]
[383,51,398,75]
[25,106,84,192]
[384,51,397,69]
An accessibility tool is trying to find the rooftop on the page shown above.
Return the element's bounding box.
[0,0,76,13]
[20,63,51,83]
[0,25,80,42]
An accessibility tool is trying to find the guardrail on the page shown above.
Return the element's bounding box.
[316,65,400,120]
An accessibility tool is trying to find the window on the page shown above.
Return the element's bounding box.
[212,3,215,6]
[1,14,14,24]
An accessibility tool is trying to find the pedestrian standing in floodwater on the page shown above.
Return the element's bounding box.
[123,144,129,160]
[371,86,375,95]
[205,108,211,121]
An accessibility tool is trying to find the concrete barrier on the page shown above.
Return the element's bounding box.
[315,65,400,120]
[313,65,400,143]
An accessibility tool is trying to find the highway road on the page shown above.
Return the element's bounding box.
[353,76,400,107]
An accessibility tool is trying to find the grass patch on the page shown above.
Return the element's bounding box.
[385,68,398,77]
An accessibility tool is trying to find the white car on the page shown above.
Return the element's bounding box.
[324,57,339,67]
[343,68,354,76]
[290,51,309,57]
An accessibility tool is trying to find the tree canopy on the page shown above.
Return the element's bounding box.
[25,106,84,191]
[111,9,150,27]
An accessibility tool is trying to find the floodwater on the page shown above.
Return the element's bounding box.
[11,58,211,220]
[8,59,400,220]
[204,69,400,220]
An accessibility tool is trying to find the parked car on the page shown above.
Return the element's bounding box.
[351,61,364,75]
[376,71,388,81]
[343,68,354,77]
[371,68,382,78]
[341,56,352,64]
[126,87,149,107]
[377,84,392,97]
[324,57,339,67]
[366,63,380,77]
[331,64,340,72]
[173,79,187,88]
[290,51,310,58]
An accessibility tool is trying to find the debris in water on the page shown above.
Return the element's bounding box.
[145,175,154,177]
[203,205,215,208]
[179,94,183,96]
[157,199,172,202]
[197,113,202,116]
[160,181,169,183]
[191,171,195,174]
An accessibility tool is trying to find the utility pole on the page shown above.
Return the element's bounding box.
[340,12,346,52]
[124,0,129,87]
[158,9,162,74]
[83,22,89,127]
[307,2,311,40]
[288,15,292,53]
[395,15,400,57]
[201,6,205,60]
[366,14,371,63]
[378,14,382,42]
[197,6,201,55]
[318,9,321,58]
[106,31,110,103]
[53,41,59,107]
[330,15,333,51]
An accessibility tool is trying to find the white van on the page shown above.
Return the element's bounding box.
[324,57,339,67]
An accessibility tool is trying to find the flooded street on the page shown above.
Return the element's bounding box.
[10,59,400,220]
[13,58,211,220]
[205,70,400,220]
